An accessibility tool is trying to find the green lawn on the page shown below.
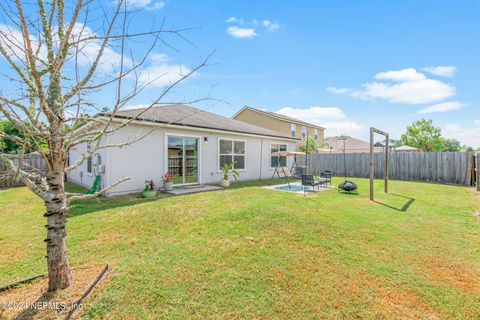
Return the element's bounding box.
[1,178,479,319]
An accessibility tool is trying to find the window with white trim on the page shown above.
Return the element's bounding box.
[271,144,287,168]
[301,126,306,138]
[219,139,245,170]
[86,144,92,174]
[290,123,296,137]
[314,128,318,140]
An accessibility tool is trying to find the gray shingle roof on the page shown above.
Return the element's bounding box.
[99,104,298,140]
[325,136,370,150]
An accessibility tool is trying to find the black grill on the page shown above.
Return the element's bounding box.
[338,180,357,193]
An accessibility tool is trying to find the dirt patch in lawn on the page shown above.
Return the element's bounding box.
[359,274,439,319]
[0,244,25,265]
[0,265,110,320]
[420,256,480,292]
[275,251,439,319]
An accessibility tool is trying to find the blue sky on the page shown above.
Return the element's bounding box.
[1,0,479,146]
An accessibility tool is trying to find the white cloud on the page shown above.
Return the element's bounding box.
[262,20,280,31]
[424,66,457,77]
[124,0,165,10]
[226,17,244,24]
[0,23,48,63]
[443,123,480,148]
[226,26,257,39]
[275,106,366,137]
[0,23,131,73]
[418,101,465,114]
[328,68,456,105]
[70,24,134,72]
[356,79,455,104]
[474,120,480,126]
[277,106,346,121]
[375,68,426,82]
[138,53,193,87]
[326,86,353,94]
[225,17,280,38]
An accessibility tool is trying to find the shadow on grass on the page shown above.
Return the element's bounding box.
[225,179,291,190]
[68,194,172,218]
[64,181,173,218]
[374,193,415,212]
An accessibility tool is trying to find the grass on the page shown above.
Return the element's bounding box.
[1,178,480,319]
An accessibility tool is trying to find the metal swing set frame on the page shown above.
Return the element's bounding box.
[271,151,306,186]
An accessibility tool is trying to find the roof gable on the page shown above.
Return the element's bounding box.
[233,106,325,129]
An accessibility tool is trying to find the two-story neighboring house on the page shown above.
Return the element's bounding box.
[232,107,325,149]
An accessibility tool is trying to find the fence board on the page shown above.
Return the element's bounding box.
[298,151,473,186]
[0,153,47,188]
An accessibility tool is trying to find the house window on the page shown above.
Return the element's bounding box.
[86,144,92,174]
[301,126,306,138]
[314,128,318,140]
[271,144,287,168]
[290,123,296,137]
[219,139,245,170]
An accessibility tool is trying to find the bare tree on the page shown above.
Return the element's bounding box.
[0,0,208,291]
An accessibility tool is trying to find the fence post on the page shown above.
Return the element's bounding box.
[384,135,389,193]
[475,152,480,191]
[369,128,374,201]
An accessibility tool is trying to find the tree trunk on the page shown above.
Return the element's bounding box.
[45,109,72,291]
[45,169,72,291]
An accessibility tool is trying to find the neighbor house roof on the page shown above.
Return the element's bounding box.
[233,106,325,129]
[395,145,419,151]
[325,136,371,151]
[98,104,299,140]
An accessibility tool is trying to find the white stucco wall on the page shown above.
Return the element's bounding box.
[67,139,108,190]
[68,123,297,196]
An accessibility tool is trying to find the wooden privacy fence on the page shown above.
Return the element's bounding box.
[298,151,476,186]
[0,153,48,188]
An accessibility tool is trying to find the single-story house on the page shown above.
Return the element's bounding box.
[67,104,299,196]
[374,142,419,152]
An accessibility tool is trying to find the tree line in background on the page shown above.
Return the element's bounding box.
[0,119,47,153]
[306,119,477,153]
[396,119,476,152]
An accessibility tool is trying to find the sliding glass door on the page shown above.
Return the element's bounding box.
[167,136,199,185]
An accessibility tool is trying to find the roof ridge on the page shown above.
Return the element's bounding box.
[99,104,299,140]
[239,106,325,129]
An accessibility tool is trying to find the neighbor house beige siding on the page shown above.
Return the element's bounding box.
[233,108,325,148]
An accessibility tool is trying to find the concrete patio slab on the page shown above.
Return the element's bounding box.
[165,184,222,195]
[263,182,335,195]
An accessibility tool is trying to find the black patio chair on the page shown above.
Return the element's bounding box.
[321,170,332,188]
[301,174,320,196]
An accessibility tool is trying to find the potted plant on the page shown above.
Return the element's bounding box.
[162,172,174,191]
[143,180,157,198]
[220,161,239,187]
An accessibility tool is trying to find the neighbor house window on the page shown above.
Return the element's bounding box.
[271,144,287,168]
[314,128,318,140]
[86,144,92,174]
[219,138,246,170]
[290,123,296,137]
[301,126,306,138]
